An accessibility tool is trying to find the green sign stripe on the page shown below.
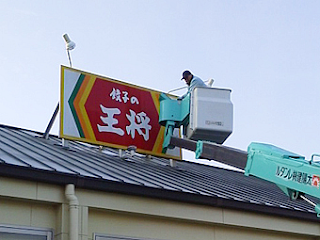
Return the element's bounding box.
[68,74,85,138]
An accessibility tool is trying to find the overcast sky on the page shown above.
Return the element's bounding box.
[1,1,320,164]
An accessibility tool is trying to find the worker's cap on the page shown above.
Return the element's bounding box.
[181,70,192,80]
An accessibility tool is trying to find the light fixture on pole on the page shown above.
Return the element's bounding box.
[63,33,76,67]
[42,34,76,139]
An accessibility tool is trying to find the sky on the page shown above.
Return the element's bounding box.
[1,1,320,165]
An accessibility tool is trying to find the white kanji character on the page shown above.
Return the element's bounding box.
[109,88,122,102]
[122,91,129,103]
[130,96,139,105]
[97,104,124,136]
[126,109,151,141]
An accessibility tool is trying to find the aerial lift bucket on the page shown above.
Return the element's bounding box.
[159,87,233,152]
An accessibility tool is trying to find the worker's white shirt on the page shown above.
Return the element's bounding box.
[188,76,208,93]
[180,76,208,99]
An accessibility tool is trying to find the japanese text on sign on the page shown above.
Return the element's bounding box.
[109,88,139,104]
[276,165,320,188]
[97,88,152,141]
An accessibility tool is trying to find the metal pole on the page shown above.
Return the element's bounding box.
[43,103,59,139]
[67,49,73,67]
[43,35,74,140]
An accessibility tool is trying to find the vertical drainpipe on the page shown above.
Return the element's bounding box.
[65,184,79,240]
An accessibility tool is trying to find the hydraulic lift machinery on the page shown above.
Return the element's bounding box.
[159,87,320,217]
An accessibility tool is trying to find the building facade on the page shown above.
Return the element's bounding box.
[0,125,320,240]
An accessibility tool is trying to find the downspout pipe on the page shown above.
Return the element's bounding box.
[65,184,79,240]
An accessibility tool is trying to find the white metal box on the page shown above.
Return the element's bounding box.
[185,87,233,144]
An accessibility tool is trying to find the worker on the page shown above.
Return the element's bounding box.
[179,70,208,100]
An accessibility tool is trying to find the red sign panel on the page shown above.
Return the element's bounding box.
[86,78,161,150]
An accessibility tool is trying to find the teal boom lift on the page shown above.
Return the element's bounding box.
[159,87,320,217]
[245,142,320,216]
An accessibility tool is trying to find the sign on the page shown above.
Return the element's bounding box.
[60,66,181,160]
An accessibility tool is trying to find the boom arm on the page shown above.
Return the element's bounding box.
[245,142,320,216]
[195,140,320,217]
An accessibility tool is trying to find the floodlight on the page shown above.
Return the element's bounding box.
[63,33,76,67]
[63,34,76,50]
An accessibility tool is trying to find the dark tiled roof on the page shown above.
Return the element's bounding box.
[0,124,319,221]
